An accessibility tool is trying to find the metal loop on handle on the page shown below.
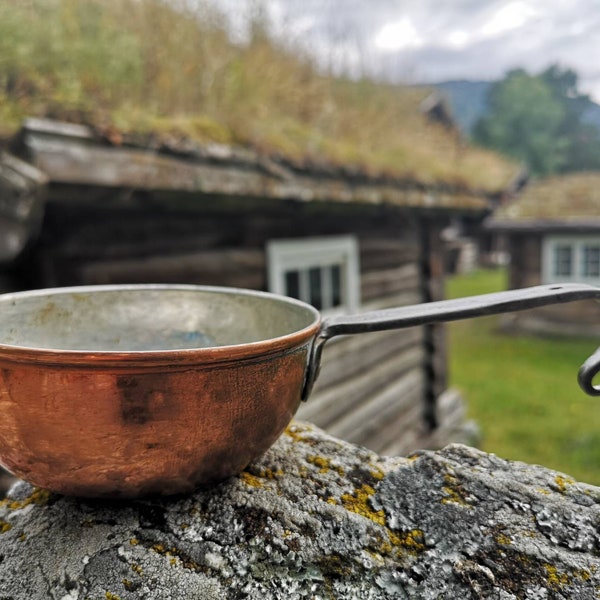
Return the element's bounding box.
[578,347,600,396]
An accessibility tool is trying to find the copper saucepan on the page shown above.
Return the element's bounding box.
[1,282,600,498]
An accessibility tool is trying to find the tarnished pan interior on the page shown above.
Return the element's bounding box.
[0,285,320,352]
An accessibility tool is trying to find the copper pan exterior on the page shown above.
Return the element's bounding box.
[0,285,320,497]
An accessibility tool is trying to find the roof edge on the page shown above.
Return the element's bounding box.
[486,217,600,232]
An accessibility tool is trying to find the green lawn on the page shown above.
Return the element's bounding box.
[446,269,600,485]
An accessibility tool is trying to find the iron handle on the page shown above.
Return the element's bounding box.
[578,347,600,396]
[302,282,600,400]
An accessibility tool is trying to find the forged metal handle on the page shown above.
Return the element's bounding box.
[302,282,600,400]
[578,348,600,396]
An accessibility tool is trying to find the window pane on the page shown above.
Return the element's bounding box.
[285,270,300,299]
[267,236,359,313]
[554,245,573,277]
[331,265,342,307]
[583,246,600,278]
[309,267,322,310]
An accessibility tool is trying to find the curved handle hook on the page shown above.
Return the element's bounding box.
[578,347,600,396]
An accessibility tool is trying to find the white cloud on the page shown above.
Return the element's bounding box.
[446,30,470,49]
[480,1,539,38]
[374,17,423,51]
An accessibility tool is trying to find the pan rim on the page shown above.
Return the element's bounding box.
[0,283,322,367]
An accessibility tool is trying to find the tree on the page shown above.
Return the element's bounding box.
[541,65,600,172]
[473,69,568,175]
[473,66,600,176]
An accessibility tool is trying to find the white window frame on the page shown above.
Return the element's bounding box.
[542,235,600,285]
[267,235,360,314]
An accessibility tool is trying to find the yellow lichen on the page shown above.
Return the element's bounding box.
[150,542,201,571]
[337,483,425,556]
[370,468,385,481]
[259,468,284,480]
[441,474,471,507]
[238,467,284,488]
[285,423,313,443]
[574,569,592,582]
[554,475,575,493]
[1,488,51,511]
[0,519,12,534]
[496,533,512,546]
[129,538,139,546]
[105,593,121,600]
[307,455,344,476]
[341,484,386,526]
[545,564,570,589]
[239,471,264,488]
[131,564,144,576]
[388,529,426,554]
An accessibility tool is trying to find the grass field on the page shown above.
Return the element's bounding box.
[447,268,600,485]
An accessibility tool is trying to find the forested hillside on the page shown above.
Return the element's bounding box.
[436,68,600,175]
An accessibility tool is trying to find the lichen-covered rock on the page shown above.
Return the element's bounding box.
[1,421,600,599]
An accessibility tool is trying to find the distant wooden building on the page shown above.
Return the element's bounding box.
[1,117,515,455]
[487,173,600,337]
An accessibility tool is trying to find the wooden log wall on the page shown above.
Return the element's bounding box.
[21,190,461,455]
[505,233,600,337]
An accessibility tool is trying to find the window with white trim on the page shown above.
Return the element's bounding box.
[267,236,360,313]
[543,235,600,284]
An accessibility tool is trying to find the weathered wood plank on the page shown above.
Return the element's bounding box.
[370,399,424,456]
[76,249,266,288]
[324,369,424,444]
[312,290,427,390]
[359,290,424,316]
[314,327,424,391]
[298,347,424,428]
[374,388,468,456]
[420,388,474,451]
[0,151,47,262]
[360,264,421,302]
[359,237,420,271]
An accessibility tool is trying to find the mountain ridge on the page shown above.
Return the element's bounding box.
[432,79,600,136]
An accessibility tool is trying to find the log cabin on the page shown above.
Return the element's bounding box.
[0,113,517,456]
[487,173,600,338]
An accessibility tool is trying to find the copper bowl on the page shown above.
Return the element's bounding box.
[1,282,599,498]
[0,285,320,497]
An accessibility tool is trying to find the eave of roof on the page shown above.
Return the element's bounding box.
[15,118,491,214]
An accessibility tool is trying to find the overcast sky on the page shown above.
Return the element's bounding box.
[211,0,600,102]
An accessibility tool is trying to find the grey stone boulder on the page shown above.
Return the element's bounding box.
[1,421,600,599]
